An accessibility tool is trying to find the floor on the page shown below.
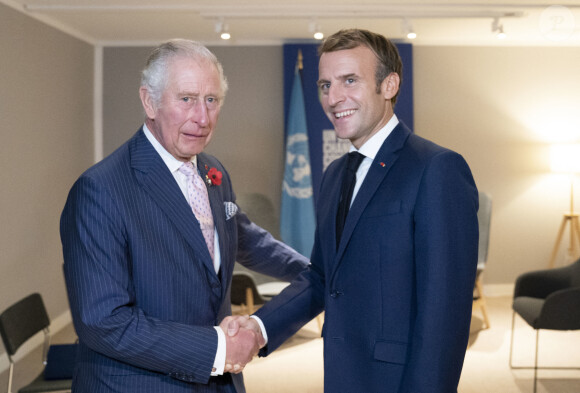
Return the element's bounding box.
[2,296,579,392]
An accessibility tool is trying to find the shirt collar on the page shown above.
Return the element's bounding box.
[349,114,399,160]
[143,124,197,173]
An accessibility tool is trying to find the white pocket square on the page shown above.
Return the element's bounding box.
[224,201,238,220]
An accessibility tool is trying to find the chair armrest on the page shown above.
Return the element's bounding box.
[536,287,580,330]
[514,265,573,298]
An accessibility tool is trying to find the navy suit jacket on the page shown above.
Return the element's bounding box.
[255,122,479,393]
[60,129,308,393]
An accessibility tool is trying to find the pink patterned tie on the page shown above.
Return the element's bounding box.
[179,161,215,259]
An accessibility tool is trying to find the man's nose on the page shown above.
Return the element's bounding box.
[327,85,345,107]
[191,100,209,126]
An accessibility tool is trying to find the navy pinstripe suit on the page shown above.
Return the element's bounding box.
[61,128,308,393]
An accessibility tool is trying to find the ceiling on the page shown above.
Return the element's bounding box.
[4,0,580,46]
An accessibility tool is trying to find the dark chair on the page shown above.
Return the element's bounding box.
[236,192,281,240]
[0,293,73,393]
[230,272,269,314]
[473,191,492,329]
[509,258,580,392]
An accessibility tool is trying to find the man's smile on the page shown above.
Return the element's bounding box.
[334,109,356,119]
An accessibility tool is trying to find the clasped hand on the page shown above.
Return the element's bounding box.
[219,315,265,374]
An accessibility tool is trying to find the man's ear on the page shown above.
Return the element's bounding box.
[381,72,400,100]
[139,87,157,119]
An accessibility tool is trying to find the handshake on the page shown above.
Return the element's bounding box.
[219,315,265,374]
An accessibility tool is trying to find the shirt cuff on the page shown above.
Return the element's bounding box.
[250,315,268,345]
[212,326,226,376]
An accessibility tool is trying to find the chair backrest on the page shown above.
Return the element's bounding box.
[0,293,50,356]
[236,192,281,240]
[477,191,492,265]
[231,272,265,306]
[571,258,580,287]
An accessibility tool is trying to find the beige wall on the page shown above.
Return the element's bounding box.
[414,46,580,284]
[0,2,94,329]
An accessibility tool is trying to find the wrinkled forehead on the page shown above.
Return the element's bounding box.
[165,57,221,91]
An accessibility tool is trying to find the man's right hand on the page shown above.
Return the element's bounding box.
[219,315,264,373]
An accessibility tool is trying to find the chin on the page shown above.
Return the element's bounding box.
[334,130,353,141]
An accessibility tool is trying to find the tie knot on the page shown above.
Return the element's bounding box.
[347,152,365,172]
[179,161,197,177]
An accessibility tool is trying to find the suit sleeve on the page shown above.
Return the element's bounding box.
[251,162,336,354]
[235,211,309,281]
[201,154,309,282]
[400,151,479,392]
[61,175,218,385]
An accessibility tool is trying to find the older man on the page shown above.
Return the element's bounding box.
[60,39,308,393]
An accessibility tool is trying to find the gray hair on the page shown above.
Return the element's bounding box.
[141,39,229,107]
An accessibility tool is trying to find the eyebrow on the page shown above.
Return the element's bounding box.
[317,73,358,86]
[340,73,357,80]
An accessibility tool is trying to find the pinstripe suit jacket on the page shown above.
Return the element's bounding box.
[60,129,308,393]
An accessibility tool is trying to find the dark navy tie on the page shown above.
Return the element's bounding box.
[336,152,365,248]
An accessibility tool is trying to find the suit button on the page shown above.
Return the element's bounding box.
[330,290,343,298]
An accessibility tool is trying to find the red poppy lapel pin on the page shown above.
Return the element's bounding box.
[205,167,223,186]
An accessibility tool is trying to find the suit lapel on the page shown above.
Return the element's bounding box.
[332,123,412,275]
[130,130,216,276]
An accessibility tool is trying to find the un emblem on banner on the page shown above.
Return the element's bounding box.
[283,133,313,199]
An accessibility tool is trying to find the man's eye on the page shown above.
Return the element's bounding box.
[320,83,330,90]
[182,97,190,102]
[346,78,355,84]
[206,97,220,108]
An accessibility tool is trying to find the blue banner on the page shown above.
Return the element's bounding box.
[280,59,316,257]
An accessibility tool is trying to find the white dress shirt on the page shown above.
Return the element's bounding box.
[350,114,399,204]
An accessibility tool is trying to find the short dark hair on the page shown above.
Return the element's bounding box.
[319,29,403,105]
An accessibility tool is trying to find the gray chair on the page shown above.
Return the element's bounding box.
[473,191,492,329]
[236,192,280,240]
[0,293,72,393]
[509,258,580,393]
[231,272,269,314]
[234,192,284,286]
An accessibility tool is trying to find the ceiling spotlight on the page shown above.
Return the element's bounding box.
[496,25,506,40]
[402,19,417,40]
[309,19,324,40]
[220,29,231,40]
[492,17,506,40]
[215,18,231,40]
